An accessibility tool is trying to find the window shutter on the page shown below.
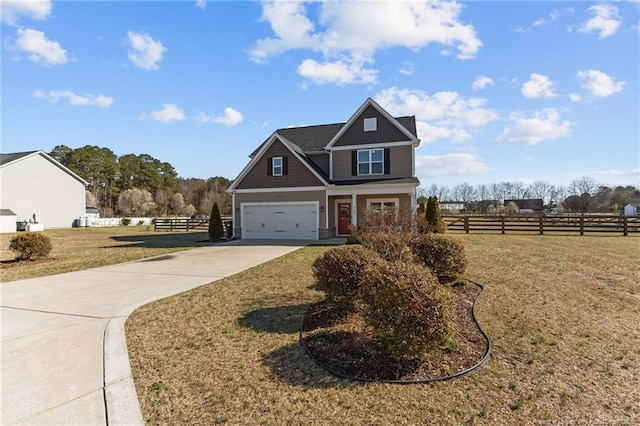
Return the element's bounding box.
[351,151,357,176]
[384,148,390,175]
[267,157,273,176]
[283,156,288,175]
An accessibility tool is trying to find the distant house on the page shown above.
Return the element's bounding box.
[623,203,639,217]
[0,209,17,233]
[504,199,544,214]
[0,151,87,231]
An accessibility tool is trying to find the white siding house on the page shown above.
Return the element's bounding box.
[623,203,639,217]
[0,151,87,231]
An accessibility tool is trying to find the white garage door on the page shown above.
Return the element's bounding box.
[243,203,318,240]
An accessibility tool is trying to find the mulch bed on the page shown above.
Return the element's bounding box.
[300,280,489,382]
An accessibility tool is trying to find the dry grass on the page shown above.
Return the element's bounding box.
[0,226,211,282]
[126,235,640,425]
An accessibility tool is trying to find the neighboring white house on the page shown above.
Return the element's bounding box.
[623,203,639,217]
[0,151,87,231]
[0,209,17,233]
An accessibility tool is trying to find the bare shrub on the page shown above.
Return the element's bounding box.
[9,233,52,260]
[359,261,455,360]
[411,234,467,279]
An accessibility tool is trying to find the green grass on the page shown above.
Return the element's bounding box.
[0,226,212,282]
[126,234,640,425]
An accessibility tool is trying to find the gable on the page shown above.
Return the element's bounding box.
[234,138,326,190]
[333,105,412,147]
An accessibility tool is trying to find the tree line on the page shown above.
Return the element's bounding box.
[51,145,231,217]
[419,176,640,214]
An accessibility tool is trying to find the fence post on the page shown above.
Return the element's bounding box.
[464,216,469,233]
[170,219,174,232]
[501,217,505,235]
[579,215,584,236]
[187,218,191,231]
[623,216,628,236]
[539,217,544,235]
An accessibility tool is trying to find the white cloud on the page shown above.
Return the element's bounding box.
[376,87,499,144]
[578,4,621,38]
[33,90,114,107]
[0,0,52,25]
[577,69,625,97]
[214,107,243,126]
[398,61,415,76]
[8,28,67,66]
[249,1,482,85]
[149,104,185,123]
[533,10,560,27]
[415,153,493,177]
[569,93,582,102]
[195,0,206,10]
[522,73,558,99]
[127,31,166,70]
[297,58,377,85]
[472,75,494,91]
[497,108,574,145]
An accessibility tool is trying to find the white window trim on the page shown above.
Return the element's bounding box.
[272,156,283,176]
[357,148,384,176]
[363,117,377,132]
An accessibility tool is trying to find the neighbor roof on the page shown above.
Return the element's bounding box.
[0,151,38,166]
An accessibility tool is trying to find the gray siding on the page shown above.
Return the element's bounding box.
[307,152,329,177]
[334,105,412,147]
[235,191,326,229]
[332,145,413,181]
[236,139,325,189]
[0,154,86,228]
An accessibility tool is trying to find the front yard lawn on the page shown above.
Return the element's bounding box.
[126,235,639,425]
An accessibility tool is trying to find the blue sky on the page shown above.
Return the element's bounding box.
[2,0,638,189]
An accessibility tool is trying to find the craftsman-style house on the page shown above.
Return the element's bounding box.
[227,98,420,240]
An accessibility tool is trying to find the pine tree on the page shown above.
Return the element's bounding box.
[425,196,444,233]
[208,202,224,241]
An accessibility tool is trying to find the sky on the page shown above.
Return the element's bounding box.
[1,0,639,190]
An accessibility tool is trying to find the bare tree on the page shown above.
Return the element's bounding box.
[85,190,98,208]
[117,188,157,216]
[424,184,450,201]
[169,193,187,215]
[529,180,554,205]
[490,182,506,203]
[569,176,599,196]
[452,182,477,204]
[477,184,490,201]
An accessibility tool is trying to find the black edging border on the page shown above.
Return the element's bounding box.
[299,279,491,384]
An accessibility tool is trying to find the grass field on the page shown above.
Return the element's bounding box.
[126,234,640,425]
[0,226,211,282]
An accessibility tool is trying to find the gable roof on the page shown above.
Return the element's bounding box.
[324,98,420,150]
[228,132,330,192]
[0,150,88,185]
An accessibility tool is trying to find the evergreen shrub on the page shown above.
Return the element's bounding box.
[411,233,467,278]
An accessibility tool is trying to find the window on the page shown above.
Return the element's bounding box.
[272,157,283,176]
[357,149,384,175]
[363,117,377,132]
[367,199,398,211]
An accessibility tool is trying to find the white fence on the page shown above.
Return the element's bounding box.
[78,217,155,227]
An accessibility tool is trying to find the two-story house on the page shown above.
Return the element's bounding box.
[226,98,420,240]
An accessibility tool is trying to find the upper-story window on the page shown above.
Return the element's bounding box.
[272,157,283,176]
[357,149,383,175]
[363,117,377,132]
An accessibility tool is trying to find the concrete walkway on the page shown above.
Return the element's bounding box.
[1,240,310,425]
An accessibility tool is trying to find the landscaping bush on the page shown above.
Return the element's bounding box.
[208,202,224,241]
[312,246,382,311]
[411,234,467,278]
[359,261,454,360]
[121,218,131,226]
[358,231,414,263]
[9,232,52,261]
[425,196,445,234]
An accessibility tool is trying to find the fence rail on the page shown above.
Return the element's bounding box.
[443,215,640,236]
[154,217,233,232]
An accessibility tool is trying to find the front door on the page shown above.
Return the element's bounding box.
[337,202,351,235]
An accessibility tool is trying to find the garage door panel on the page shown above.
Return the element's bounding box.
[243,204,318,240]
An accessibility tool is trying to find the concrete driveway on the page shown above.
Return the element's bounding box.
[1,240,308,425]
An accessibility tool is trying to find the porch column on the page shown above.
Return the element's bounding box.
[351,194,357,228]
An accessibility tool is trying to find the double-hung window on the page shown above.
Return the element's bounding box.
[272,157,283,176]
[357,149,384,175]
